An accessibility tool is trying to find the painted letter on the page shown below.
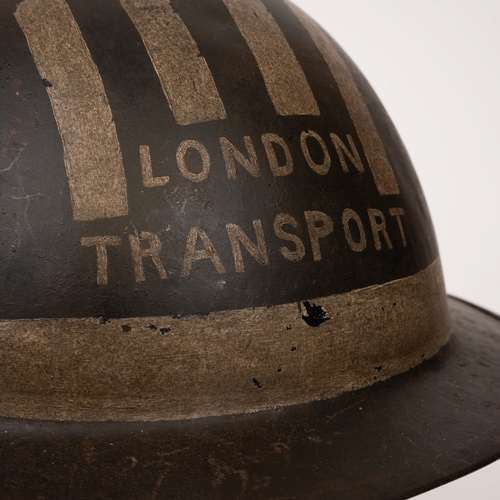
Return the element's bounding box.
[81,236,122,285]
[304,211,334,261]
[368,209,393,251]
[342,209,367,252]
[330,133,364,174]
[389,207,407,247]
[226,220,269,273]
[129,232,167,282]
[182,227,226,277]
[140,145,169,187]
[274,213,306,262]
[301,130,331,175]
[220,136,259,179]
[177,140,211,182]
[262,133,293,177]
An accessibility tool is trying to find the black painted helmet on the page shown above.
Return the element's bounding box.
[1,1,500,498]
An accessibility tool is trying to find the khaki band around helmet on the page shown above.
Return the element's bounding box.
[0,258,450,422]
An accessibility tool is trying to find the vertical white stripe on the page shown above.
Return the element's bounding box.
[223,0,319,117]
[286,1,400,196]
[15,0,129,221]
[120,0,227,126]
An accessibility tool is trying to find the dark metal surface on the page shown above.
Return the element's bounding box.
[1,0,437,319]
[1,297,500,499]
[3,2,498,498]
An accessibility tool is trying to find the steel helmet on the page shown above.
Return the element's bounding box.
[1,0,500,498]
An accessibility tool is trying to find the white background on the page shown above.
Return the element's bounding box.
[291,0,500,498]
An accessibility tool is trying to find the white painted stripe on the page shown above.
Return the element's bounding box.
[15,0,129,221]
[223,0,319,117]
[0,259,449,422]
[285,1,400,196]
[120,0,227,126]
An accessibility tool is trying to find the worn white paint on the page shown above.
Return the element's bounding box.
[286,0,400,196]
[15,0,129,221]
[223,0,319,116]
[121,0,227,125]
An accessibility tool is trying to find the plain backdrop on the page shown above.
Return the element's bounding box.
[290,0,500,499]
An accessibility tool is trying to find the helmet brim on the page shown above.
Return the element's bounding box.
[1,296,499,499]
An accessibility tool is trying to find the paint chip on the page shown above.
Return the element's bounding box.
[252,377,263,389]
[301,301,330,327]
